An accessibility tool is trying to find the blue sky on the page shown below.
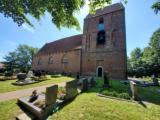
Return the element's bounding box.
[0,0,160,61]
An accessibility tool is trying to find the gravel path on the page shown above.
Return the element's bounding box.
[0,82,66,102]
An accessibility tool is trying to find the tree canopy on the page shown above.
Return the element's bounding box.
[0,0,159,30]
[3,44,38,73]
[128,28,160,78]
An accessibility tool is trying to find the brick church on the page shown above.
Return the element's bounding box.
[32,3,127,80]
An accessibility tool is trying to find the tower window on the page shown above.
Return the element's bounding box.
[97,31,105,44]
[98,17,105,31]
[97,17,105,45]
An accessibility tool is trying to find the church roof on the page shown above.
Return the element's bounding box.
[85,3,124,19]
[37,34,83,55]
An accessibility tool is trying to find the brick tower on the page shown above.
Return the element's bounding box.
[81,3,127,79]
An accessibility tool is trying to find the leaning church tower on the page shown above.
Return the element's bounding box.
[81,3,127,79]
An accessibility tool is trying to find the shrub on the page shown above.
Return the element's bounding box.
[101,90,130,100]
[118,93,130,100]
[4,71,13,77]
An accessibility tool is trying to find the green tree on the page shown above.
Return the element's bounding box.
[149,28,160,64]
[4,44,38,72]
[0,0,159,29]
[130,47,142,65]
[3,52,18,76]
[152,0,160,14]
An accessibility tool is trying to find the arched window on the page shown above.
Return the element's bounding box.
[37,58,42,65]
[48,56,53,64]
[61,54,68,64]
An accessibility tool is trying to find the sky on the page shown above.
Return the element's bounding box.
[0,0,160,61]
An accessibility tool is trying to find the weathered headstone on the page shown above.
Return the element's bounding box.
[130,81,138,100]
[87,77,95,87]
[17,73,27,81]
[27,71,34,78]
[65,80,78,100]
[45,85,58,106]
[152,74,159,86]
[82,78,88,91]
[103,71,109,87]
[76,72,80,80]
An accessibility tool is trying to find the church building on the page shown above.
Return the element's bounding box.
[32,3,127,80]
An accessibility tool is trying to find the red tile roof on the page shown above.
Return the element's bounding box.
[37,34,83,55]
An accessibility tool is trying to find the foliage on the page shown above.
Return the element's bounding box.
[128,28,160,78]
[101,90,130,100]
[4,71,13,77]
[3,44,38,73]
[0,0,159,29]
[152,0,160,14]
[100,79,130,100]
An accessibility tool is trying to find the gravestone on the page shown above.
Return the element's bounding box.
[45,85,58,106]
[65,80,78,100]
[17,73,27,81]
[76,72,80,80]
[82,78,88,91]
[103,71,110,87]
[90,77,96,87]
[27,71,34,78]
[152,74,159,86]
[130,81,138,100]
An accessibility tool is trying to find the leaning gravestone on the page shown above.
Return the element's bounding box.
[130,81,138,100]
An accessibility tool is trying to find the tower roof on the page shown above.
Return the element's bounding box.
[85,3,124,19]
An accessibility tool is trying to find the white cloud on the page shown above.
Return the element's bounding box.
[22,24,35,33]
[6,41,17,47]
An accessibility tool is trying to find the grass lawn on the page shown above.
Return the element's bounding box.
[99,79,160,105]
[0,76,73,93]
[0,78,160,120]
[51,92,160,120]
[0,99,22,120]
[137,86,160,105]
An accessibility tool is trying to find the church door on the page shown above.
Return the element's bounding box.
[97,67,103,77]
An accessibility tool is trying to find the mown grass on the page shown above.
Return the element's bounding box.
[0,78,160,120]
[0,76,73,93]
[51,90,160,120]
[0,99,22,120]
[99,79,160,105]
[137,86,160,105]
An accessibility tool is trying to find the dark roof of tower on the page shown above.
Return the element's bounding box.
[37,34,83,55]
[85,3,124,19]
